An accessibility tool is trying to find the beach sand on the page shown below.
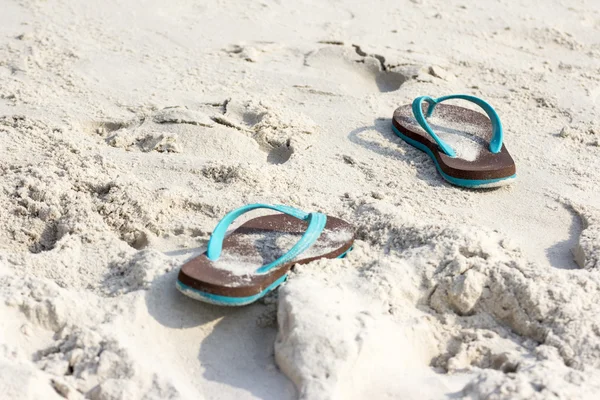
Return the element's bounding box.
[1,0,600,398]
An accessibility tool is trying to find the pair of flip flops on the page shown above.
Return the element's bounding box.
[177,95,516,306]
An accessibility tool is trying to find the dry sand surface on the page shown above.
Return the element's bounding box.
[1,0,600,398]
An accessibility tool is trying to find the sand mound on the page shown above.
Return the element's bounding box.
[275,202,600,399]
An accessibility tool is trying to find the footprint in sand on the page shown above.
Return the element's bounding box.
[304,44,408,94]
[210,97,317,165]
[92,101,305,165]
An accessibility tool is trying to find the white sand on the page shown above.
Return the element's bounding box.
[1,0,600,399]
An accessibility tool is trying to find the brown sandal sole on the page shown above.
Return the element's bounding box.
[176,214,354,305]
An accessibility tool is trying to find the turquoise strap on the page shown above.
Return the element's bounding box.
[411,94,504,158]
[206,203,327,274]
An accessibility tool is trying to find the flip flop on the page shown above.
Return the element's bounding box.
[392,94,516,188]
[176,204,354,306]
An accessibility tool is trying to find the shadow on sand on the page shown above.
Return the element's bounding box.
[545,204,582,270]
[347,118,444,188]
[145,253,296,399]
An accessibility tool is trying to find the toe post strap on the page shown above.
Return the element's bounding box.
[206,203,327,274]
